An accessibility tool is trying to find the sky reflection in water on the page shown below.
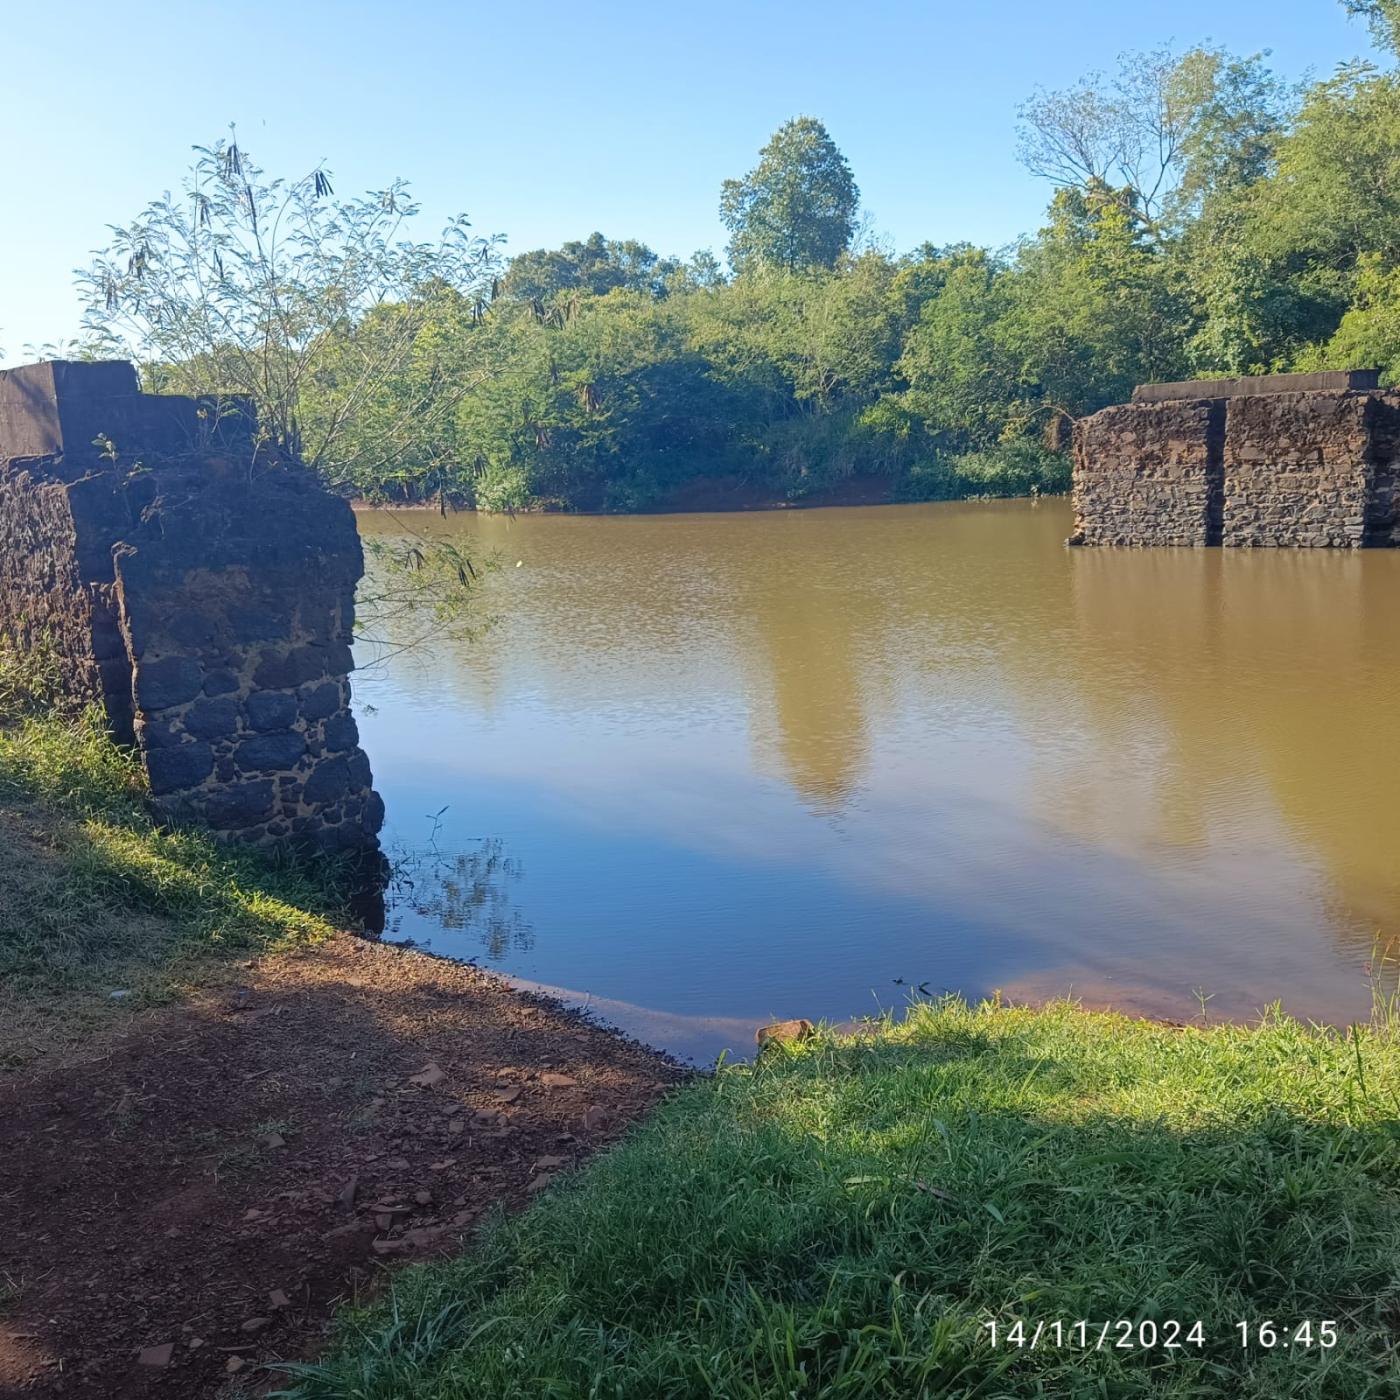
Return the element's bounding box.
[354,499,1400,1062]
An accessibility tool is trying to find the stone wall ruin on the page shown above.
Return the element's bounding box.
[1071,369,1400,548]
[0,359,384,857]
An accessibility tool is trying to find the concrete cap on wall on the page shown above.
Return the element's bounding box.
[1131,370,1381,403]
[0,359,254,467]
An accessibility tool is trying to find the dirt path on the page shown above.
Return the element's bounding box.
[0,934,686,1397]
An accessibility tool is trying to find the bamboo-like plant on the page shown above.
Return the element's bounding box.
[77,129,503,494]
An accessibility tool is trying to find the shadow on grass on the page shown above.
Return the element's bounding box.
[0,923,677,1398]
[0,710,361,1067]
[278,1005,1400,1399]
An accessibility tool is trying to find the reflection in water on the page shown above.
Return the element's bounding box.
[740,552,871,812]
[386,837,534,962]
[1057,546,1400,953]
[354,500,1400,1061]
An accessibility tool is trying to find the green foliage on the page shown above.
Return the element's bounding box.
[1017,46,1291,239]
[887,251,1020,447]
[720,117,860,273]
[281,999,1400,1398]
[1307,253,1400,380]
[82,20,1400,516]
[79,131,501,492]
[445,291,742,512]
[500,232,680,302]
[899,441,1071,502]
[1003,191,1192,414]
[1345,0,1400,52]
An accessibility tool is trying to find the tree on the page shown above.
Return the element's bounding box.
[500,233,679,303]
[1017,46,1291,237]
[999,189,1190,417]
[1241,62,1400,375]
[1306,253,1400,379]
[1248,65,1400,277]
[886,250,1020,447]
[77,133,508,637]
[719,118,859,272]
[78,132,502,491]
[687,255,900,413]
[1344,0,1400,53]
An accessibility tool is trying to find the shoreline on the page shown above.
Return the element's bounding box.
[6,870,1391,1396]
[349,486,1063,518]
[289,993,1400,1398]
[0,930,687,1398]
[350,473,961,516]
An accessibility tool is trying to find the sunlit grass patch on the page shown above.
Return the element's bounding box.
[282,1000,1400,1399]
[0,703,342,1067]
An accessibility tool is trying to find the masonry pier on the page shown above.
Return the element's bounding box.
[1071,369,1400,548]
[0,359,384,857]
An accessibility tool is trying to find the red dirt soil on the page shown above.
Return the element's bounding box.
[0,933,686,1398]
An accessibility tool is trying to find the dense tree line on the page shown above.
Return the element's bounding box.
[84,3,1400,511]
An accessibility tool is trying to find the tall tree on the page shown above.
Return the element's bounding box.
[1017,46,1291,237]
[1000,189,1190,416]
[888,250,1019,447]
[719,118,859,272]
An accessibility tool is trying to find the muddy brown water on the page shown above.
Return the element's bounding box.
[353,499,1400,1062]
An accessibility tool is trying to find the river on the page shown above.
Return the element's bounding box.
[352,498,1400,1062]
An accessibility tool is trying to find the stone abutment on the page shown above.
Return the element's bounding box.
[1071,370,1400,548]
[0,359,384,859]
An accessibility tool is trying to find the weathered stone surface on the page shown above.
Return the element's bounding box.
[184,696,241,741]
[1073,376,1400,549]
[1362,391,1400,546]
[234,730,307,773]
[202,668,240,696]
[138,719,183,750]
[201,780,276,829]
[323,712,359,753]
[347,750,373,791]
[253,645,327,689]
[245,690,298,732]
[1070,399,1222,547]
[145,742,214,795]
[300,681,342,721]
[1222,392,1372,548]
[135,655,205,711]
[303,756,352,806]
[0,359,383,857]
[0,359,254,466]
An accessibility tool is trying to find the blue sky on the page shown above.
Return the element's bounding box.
[0,0,1380,362]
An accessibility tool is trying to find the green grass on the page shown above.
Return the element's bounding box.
[0,644,343,1067]
[280,1001,1400,1399]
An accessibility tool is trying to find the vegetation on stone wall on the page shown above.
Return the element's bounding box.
[78,4,1400,511]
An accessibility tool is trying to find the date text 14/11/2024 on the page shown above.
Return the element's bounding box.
[983,1320,1339,1351]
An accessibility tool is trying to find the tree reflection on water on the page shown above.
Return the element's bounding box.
[385,837,533,962]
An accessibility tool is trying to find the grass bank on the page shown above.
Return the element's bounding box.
[0,644,682,1398]
[283,1000,1400,1398]
[0,648,342,1069]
